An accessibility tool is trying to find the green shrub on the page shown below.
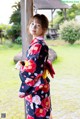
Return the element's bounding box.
[59,20,80,44]
[0,24,11,40]
[15,36,22,44]
[49,15,64,28]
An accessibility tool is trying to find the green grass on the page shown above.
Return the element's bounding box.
[47,41,80,118]
[0,43,25,119]
[0,40,80,119]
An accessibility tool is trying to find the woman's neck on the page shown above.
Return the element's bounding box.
[33,35,44,39]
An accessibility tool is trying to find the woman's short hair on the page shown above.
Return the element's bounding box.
[29,14,49,30]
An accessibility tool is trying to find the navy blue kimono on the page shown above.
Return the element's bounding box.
[19,36,52,119]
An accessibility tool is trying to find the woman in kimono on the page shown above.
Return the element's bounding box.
[16,14,55,119]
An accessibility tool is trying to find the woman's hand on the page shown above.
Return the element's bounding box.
[15,61,22,70]
[18,92,25,98]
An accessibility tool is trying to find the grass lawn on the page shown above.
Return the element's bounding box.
[47,40,80,119]
[0,40,80,119]
[0,43,25,119]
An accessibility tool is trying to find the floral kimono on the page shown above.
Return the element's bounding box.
[19,36,54,119]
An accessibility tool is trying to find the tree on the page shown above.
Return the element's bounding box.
[52,3,80,26]
[0,24,10,44]
[7,2,21,43]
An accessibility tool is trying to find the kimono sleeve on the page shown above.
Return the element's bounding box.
[19,42,48,95]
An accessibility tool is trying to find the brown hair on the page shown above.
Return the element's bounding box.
[29,14,49,30]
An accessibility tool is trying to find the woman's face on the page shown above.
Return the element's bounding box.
[29,18,44,38]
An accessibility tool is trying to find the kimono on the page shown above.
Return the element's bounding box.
[19,36,53,119]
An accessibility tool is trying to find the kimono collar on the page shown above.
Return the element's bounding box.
[36,36,44,41]
[30,36,44,45]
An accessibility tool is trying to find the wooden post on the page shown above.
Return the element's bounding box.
[51,9,55,28]
[20,0,33,60]
[20,0,33,119]
[51,9,53,28]
[64,8,67,20]
[26,0,33,53]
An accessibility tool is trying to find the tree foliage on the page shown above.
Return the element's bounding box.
[59,20,80,44]
[7,2,21,43]
[0,24,11,43]
[52,3,80,26]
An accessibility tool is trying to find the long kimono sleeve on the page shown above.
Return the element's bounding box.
[19,40,48,96]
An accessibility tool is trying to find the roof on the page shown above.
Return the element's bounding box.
[34,0,69,9]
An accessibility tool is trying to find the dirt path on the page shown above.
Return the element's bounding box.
[50,77,80,119]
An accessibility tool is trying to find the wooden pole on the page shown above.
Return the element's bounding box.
[20,0,33,119]
[64,8,67,20]
[26,0,33,52]
[21,0,33,60]
[21,0,27,60]
[51,9,53,28]
[51,9,55,28]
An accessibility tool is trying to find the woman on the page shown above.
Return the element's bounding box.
[16,14,55,119]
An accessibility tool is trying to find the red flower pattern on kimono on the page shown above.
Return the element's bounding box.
[41,97,50,110]
[28,43,42,55]
[24,59,36,73]
[34,84,44,91]
[30,38,38,45]
[25,94,32,103]
[27,115,34,119]
[35,108,46,117]
[25,78,35,86]
[42,84,50,93]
